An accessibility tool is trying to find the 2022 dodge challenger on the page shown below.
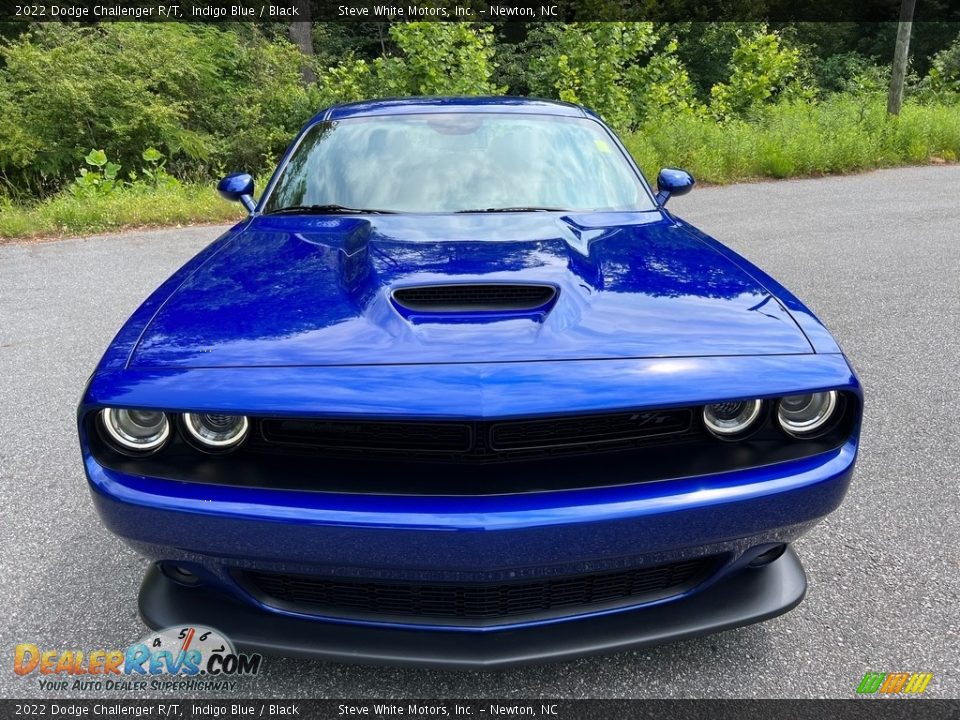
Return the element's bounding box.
[78,97,861,668]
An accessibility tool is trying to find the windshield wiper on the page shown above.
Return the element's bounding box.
[266,204,397,215]
[455,206,566,213]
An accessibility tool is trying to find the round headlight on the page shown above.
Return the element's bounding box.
[101,408,170,453]
[183,412,249,451]
[777,391,838,437]
[703,399,763,438]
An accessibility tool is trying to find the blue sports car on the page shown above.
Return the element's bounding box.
[79,97,861,668]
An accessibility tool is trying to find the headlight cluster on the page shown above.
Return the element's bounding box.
[98,408,249,455]
[702,399,763,437]
[777,392,838,438]
[702,391,840,440]
[183,412,249,449]
[101,408,170,452]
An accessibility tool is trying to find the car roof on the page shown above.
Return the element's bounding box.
[319,96,594,122]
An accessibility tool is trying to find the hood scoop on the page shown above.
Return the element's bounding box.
[390,283,559,322]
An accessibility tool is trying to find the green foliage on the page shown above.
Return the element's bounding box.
[0,24,319,197]
[632,39,705,121]
[315,23,503,105]
[137,147,180,190]
[3,19,960,226]
[382,23,503,96]
[928,31,960,94]
[527,23,702,130]
[491,30,534,95]
[0,182,244,241]
[710,28,816,119]
[623,97,960,185]
[69,150,121,198]
[669,22,756,99]
[813,52,886,95]
[69,147,180,199]
[311,23,388,69]
[528,23,656,130]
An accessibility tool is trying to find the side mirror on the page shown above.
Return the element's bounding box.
[217,173,256,214]
[655,168,695,206]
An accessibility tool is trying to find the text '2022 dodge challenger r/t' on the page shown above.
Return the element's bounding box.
[78,97,861,669]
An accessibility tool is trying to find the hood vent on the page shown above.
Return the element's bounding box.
[391,283,558,314]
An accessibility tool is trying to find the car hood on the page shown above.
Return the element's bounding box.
[128,212,812,369]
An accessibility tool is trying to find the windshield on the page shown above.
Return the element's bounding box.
[262,113,655,214]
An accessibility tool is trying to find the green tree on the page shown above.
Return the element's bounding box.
[528,23,658,130]
[632,39,705,120]
[315,23,503,104]
[710,27,815,119]
[928,30,960,93]
[528,23,702,130]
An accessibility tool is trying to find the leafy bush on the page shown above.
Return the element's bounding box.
[813,51,887,95]
[380,23,503,96]
[709,28,815,119]
[2,19,960,223]
[527,23,702,130]
[671,22,752,99]
[0,24,319,198]
[631,39,705,121]
[136,147,180,190]
[70,150,122,199]
[928,31,960,94]
[528,23,658,130]
[69,147,180,199]
[315,23,503,105]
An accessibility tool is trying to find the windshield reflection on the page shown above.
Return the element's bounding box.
[264,114,654,215]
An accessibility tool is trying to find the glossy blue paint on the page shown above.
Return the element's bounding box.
[125,212,815,370]
[79,97,862,651]
[84,353,858,420]
[656,168,695,206]
[216,172,256,214]
[322,96,592,122]
[85,447,853,632]
[84,437,855,536]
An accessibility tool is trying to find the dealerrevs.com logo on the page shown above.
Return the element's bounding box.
[14,625,262,692]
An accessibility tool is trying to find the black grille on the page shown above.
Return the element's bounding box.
[257,409,694,462]
[240,558,714,624]
[261,418,472,453]
[392,283,556,312]
[491,410,691,450]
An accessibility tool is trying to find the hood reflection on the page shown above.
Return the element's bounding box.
[130,213,812,368]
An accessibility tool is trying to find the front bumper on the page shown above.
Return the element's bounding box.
[139,547,806,669]
[86,437,855,575]
[84,435,855,665]
[80,354,860,665]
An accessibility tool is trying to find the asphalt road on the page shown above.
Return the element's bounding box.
[1,166,958,699]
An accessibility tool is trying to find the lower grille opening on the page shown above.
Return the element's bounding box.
[238,557,717,626]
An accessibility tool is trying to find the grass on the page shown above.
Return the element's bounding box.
[3,96,960,241]
[623,96,960,184]
[0,183,244,241]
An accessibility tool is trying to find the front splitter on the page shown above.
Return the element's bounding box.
[138,548,806,670]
